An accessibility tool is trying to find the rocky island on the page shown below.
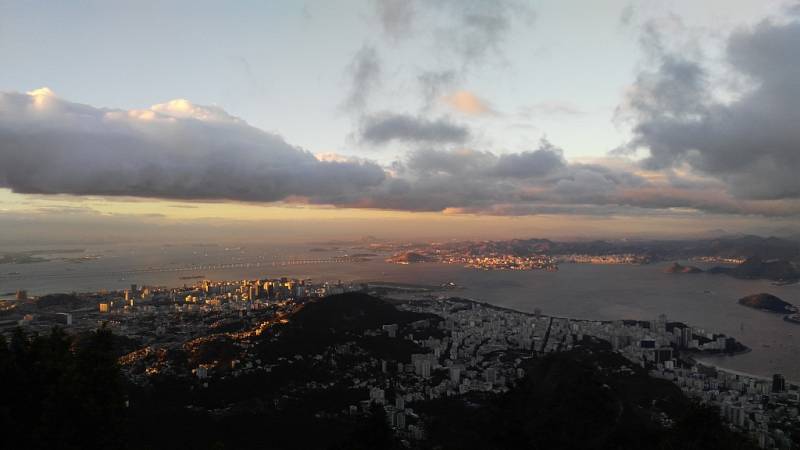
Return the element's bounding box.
[387,251,434,264]
[737,293,797,314]
[664,262,703,274]
[661,256,800,283]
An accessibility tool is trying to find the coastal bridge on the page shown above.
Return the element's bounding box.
[114,256,369,275]
[0,255,370,281]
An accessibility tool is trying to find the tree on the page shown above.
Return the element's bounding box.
[0,326,126,450]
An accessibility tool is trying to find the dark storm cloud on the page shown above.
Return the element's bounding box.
[355,139,800,217]
[360,112,469,144]
[405,141,568,179]
[360,142,655,213]
[625,18,800,201]
[4,90,800,219]
[491,143,567,178]
[342,45,382,112]
[0,90,385,202]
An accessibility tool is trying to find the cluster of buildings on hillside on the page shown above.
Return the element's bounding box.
[652,367,798,448]
[387,249,653,270]
[1,278,362,340]
[444,254,557,271]
[347,299,546,442]
[554,253,652,264]
[390,298,797,448]
[4,276,797,448]
[567,315,798,448]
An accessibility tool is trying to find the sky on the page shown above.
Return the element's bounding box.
[1,0,799,245]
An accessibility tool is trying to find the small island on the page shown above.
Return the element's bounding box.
[387,251,434,264]
[737,293,797,314]
[664,262,703,274]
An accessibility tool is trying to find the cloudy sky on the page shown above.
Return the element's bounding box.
[1,0,799,244]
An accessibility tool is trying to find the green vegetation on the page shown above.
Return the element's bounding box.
[255,292,440,360]
[416,345,759,450]
[0,326,126,450]
[738,293,796,313]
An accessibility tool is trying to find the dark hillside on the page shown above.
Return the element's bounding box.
[417,344,758,450]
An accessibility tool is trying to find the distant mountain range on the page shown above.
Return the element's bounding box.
[708,258,800,281]
[432,235,800,262]
[665,257,800,282]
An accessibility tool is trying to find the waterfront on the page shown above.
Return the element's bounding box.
[1,243,798,380]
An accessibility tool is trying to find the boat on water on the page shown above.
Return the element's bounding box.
[784,314,800,325]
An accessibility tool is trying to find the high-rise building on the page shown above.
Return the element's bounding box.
[369,387,385,404]
[680,327,693,349]
[450,366,461,385]
[772,374,786,393]
[655,347,673,364]
[485,368,497,384]
[382,324,398,338]
[421,360,431,378]
[15,290,27,300]
[656,314,667,333]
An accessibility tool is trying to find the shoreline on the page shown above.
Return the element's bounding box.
[693,357,800,385]
[7,274,798,384]
[404,293,794,384]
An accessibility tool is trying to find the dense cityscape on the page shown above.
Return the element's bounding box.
[2,273,798,448]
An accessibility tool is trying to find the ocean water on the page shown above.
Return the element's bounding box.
[1,243,798,381]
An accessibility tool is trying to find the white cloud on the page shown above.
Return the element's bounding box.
[0,89,385,203]
[2,89,798,219]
